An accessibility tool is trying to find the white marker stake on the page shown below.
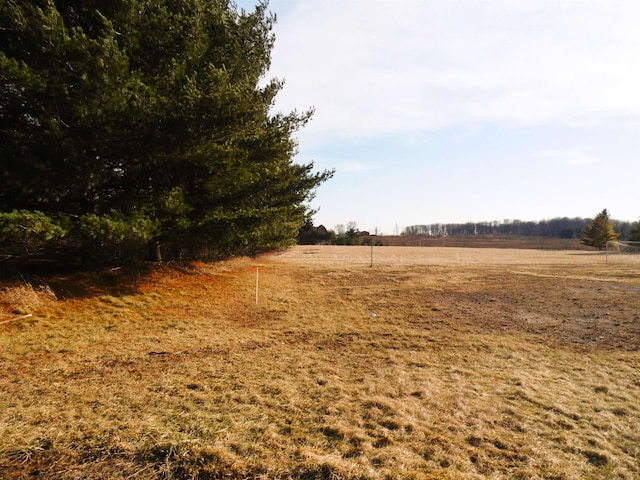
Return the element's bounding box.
[255,267,259,304]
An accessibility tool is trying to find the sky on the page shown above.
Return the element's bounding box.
[236,0,640,235]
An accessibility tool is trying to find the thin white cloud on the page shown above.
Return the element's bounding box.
[268,0,640,140]
[237,0,640,231]
[532,149,599,166]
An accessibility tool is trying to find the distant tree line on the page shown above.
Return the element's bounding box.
[403,217,639,240]
[299,213,640,247]
[298,220,384,246]
[298,220,360,245]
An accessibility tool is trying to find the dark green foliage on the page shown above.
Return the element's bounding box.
[0,210,65,256]
[76,211,160,264]
[297,216,333,245]
[0,0,331,266]
[334,221,361,245]
[582,209,619,250]
[630,223,640,242]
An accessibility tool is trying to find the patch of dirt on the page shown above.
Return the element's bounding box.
[275,246,640,351]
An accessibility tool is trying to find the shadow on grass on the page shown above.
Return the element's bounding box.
[0,258,153,300]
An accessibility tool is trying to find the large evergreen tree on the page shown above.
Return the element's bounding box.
[581,209,619,250]
[0,0,331,264]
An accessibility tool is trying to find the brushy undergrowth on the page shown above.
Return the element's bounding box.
[0,283,57,317]
[0,248,638,479]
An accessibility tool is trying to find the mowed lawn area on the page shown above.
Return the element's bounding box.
[1,245,639,479]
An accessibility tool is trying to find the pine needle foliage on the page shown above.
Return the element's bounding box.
[0,0,332,265]
[581,209,619,250]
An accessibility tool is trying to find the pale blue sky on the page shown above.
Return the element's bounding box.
[237,0,640,235]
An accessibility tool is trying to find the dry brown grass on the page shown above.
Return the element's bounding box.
[0,283,57,318]
[0,246,639,479]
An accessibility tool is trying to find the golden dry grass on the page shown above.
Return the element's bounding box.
[0,246,639,479]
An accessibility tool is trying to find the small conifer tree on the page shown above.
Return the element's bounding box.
[582,209,619,250]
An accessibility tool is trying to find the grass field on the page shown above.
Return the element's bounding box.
[1,246,639,479]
